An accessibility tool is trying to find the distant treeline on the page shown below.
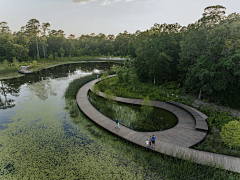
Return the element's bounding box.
[1,5,240,108]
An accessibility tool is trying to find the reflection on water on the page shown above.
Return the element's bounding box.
[0,81,17,110]
[1,61,157,179]
[28,80,57,100]
[0,62,116,126]
[0,62,234,179]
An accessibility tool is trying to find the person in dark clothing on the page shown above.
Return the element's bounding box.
[149,136,152,147]
[115,118,120,128]
[152,135,156,147]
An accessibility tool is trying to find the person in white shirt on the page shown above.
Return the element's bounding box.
[146,139,150,148]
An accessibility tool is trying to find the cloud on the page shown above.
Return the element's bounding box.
[73,0,134,5]
[73,0,97,4]
[101,0,134,5]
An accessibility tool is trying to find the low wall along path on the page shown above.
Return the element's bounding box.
[76,75,240,173]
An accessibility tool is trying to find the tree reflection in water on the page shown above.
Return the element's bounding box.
[0,62,118,109]
[28,79,57,100]
[0,81,17,109]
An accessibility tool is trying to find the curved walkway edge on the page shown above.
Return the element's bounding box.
[76,76,240,173]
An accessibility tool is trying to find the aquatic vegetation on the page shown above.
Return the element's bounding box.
[64,74,240,179]
[0,72,24,80]
[88,91,178,131]
[0,73,149,179]
[98,76,240,157]
[0,63,239,179]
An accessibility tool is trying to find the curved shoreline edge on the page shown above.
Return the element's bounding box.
[76,75,240,173]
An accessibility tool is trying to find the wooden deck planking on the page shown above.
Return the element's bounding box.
[76,75,240,173]
[167,101,209,131]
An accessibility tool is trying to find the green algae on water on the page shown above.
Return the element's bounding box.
[1,62,240,179]
[0,94,148,179]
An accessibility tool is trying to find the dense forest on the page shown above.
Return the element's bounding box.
[1,5,240,108]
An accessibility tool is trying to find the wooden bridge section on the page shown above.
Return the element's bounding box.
[76,76,240,173]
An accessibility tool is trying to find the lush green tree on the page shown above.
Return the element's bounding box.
[104,89,116,111]
[141,97,153,118]
[101,71,109,88]
[59,47,65,58]
[220,120,240,152]
[32,60,38,66]
[0,22,10,33]
[47,29,66,57]
[116,66,124,83]
[94,48,100,56]
[129,73,138,91]
[41,22,50,59]
[180,8,240,104]
[3,60,9,69]
[77,48,84,57]
[0,32,29,62]
[10,43,29,61]
[12,57,19,68]
[54,52,58,59]
[66,39,75,58]
[1,8,240,110]
[48,54,53,59]
[25,19,41,59]
[134,25,181,83]
[91,84,100,96]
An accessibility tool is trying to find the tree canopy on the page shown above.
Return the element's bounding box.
[1,5,240,108]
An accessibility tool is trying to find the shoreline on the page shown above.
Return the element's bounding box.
[0,59,123,80]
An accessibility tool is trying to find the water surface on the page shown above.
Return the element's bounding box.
[0,62,238,179]
[0,62,152,179]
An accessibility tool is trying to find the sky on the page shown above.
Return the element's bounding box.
[0,0,239,37]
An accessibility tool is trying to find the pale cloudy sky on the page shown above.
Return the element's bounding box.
[0,0,239,37]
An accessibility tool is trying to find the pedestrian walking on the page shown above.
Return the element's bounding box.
[146,139,149,148]
[152,135,156,147]
[115,118,120,128]
[149,136,152,147]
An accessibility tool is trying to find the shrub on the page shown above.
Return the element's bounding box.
[12,57,19,68]
[3,59,9,69]
[141,97,153,118]
[220,120,240,151]
[32,60,38,66]
[48,54,53,59]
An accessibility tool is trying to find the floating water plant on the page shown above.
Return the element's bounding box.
[0,62,239,179]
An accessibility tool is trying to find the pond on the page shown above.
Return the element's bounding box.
[88,91,178,132]
[1,62,154,179]
[0,62,237,179]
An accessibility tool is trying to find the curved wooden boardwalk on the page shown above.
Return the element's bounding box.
[76,76,240,173]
